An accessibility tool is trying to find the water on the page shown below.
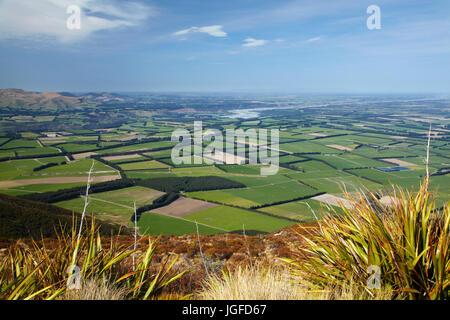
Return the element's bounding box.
[225,107,283,119]
[226,109,261,119]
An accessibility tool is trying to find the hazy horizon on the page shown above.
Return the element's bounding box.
[2,88,450,97]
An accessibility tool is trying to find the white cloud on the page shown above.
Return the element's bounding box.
[0,0,154,43]
[173,25,227,38]
[242,37,268,47]
[305,37,321,43]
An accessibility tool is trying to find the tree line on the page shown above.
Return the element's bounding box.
[33,161,66,172]
[131,192,180,222]
[20,179,135,203]
[136,176,245,193]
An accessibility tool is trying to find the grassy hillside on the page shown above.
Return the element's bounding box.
[0,89,86,111]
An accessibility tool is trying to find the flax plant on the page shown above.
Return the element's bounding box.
[284,182,449,300]
[0,218,185,300]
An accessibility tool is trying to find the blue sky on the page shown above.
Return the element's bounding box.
[0,0,449,93]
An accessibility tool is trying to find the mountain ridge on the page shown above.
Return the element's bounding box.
[0,88,85,111]
[0,88,127,111]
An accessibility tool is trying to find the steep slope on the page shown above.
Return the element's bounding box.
[0,193,125,240]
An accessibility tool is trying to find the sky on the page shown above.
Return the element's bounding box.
[0,0,449,94]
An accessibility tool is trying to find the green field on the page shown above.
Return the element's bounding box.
[172,166,226,177]
[288,160,336,172]
[57,143,99,153]
[36,159,115,175]
[225,172,296,187]
[35,156,67,164]
[1,139,40,149]
[188,190,259,208]
[307,154,390,169]
[138,213,223,235]
[315,134,394,147]
[0,182,89,196]
[183,206,296,233]
[218,164,262,175]
[119,160,170,170]
[279,141,341,154]
[279,155,307,163]
[352,145,418,158]
[0,159,43,180]
[56,186,164,226]
[96,141,176,154]
[258,199,344,221]
[349,168,425,188]
[187,180,317,208]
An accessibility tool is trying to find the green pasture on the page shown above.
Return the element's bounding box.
[36,159,114,175]
[278,141,341,154]
[138,213,222,236]
[0,182,91,196]
[184,205,296,233]
[187,180,317,208]
[119,160,170,171]
[56,186,164,226]
[258,198,344,221]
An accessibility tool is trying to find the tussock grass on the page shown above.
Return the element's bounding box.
[60,278,128,300]
[196,264,303,300]
[196,263,394,300]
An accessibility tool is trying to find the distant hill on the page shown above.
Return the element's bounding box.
[0,193,125,240]
[0,88,86,111]
[81,92,126,103]
[0,89,129,111]
[57,91,78,98]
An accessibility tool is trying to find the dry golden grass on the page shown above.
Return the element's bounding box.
[196,264,302,300]
[60,279,127,300]
[195,263,394,300]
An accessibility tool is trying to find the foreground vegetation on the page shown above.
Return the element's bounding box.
[284,181,449,300]
[1,178,448,300]
[0,220,184,300]
[197,264,395,300]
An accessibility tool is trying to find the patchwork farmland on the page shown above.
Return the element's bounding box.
[1,96,449,235]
